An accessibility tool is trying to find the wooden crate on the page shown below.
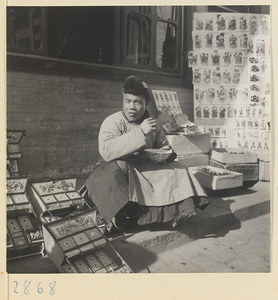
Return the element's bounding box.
[7,130,25,177]
[258,153,270,181]
[210,159,259,181]
[7,212,44,259]
[28,178,90,223]
[259,161,270,181]
[7,177,44,258]
[211,148,258,164]
[258,151,270,162]
[189,166,243,190]
[7,130,25,144]
[43,209,132,273]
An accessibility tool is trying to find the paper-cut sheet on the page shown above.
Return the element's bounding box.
[194,84,245,106]
[193,13,269,34]
[192,67,245,85]
[188,50,246,67]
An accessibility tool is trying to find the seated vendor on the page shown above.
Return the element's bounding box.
[85,75,209,232]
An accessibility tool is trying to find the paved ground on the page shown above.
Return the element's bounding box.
[7,214,270,274]
[128,214,271,273]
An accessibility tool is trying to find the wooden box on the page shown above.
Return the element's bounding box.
[7,177,31,212]
[7,130,25,176]
[7,130,25,144]
[189,166,243,190]
[258,153,270,181]
[7,159,20,177]
[7,177,44,258]
[177,153,209,168]
[7,144,21,159]
[259,161,270,181]
[210,159,259,181]
[258,152,270,162]
[28,178,90,223]
[210,148,258,164]
[167,133,211,155]
[43,209,132,273]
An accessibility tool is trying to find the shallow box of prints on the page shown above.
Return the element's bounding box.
[7,177,44,258]
[210,148,258,164]
[43,209,132,273]
[177,153,209,168]
[28,178,90,223]
[209,159,259,181]
[167,133,211,155]
[7,130,25,160]
[189,166,243,190]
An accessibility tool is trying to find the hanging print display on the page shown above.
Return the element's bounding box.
[189,12,270,151]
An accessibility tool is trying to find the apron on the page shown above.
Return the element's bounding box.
[85,159,208,226]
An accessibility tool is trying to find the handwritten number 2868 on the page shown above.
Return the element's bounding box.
[13,281,56,295]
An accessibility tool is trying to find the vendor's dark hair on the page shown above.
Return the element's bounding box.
[122,75,152,104]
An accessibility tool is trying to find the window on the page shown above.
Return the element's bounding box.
[156,6,178,69]
[7,7,47,55]
[7,7,116,64]
[47,7,116,65]
[126,13,151,66]
[122,6,182,74]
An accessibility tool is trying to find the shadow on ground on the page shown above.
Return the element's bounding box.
[204,185,258,198]
[7,254,59,273]
[176,196,241,240]
[110,239,157,273]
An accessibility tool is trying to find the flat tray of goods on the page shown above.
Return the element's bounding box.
[210,148,258,164]
[209,159,259,181]
[189,166,243,190]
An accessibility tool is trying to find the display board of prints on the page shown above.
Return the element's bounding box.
[152,90,183,116]
[189,13,270,151]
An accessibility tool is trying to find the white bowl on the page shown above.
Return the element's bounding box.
[144,149,172,164]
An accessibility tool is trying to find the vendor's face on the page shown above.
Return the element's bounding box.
[123,93,146,122]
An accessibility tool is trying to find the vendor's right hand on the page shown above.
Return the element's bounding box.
[141,117,157,135]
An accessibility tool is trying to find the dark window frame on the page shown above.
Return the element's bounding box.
[121,6,182,75]
[7,7,48,56]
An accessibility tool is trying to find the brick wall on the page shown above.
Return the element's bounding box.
[7,70,194,179]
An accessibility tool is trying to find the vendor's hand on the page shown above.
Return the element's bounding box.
[141,117,157,135]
